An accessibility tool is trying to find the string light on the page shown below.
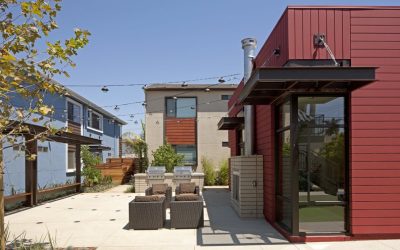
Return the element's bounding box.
[101,86,109,92]
[102,81,238,108]
[63,73,240,89]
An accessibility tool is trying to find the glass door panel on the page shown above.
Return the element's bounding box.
[276,100,293,231]
[297,96,346,233]
[277,130,292,230]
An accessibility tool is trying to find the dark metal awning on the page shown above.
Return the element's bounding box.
[218,117,244,130]
[239,67,376,105]
[89,144,111,151]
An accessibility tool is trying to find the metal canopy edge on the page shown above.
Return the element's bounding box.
[238,67,376,105]
[218,117,245,130]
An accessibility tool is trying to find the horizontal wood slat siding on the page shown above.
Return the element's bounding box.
[164,118,196,145]
[350,8,400,235]
[67,122,81,151]
[287,9,351,60]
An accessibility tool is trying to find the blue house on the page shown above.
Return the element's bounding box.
[3,82,126,196]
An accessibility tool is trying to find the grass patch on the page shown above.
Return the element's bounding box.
[299,205,344,222]
[124,185,135,193]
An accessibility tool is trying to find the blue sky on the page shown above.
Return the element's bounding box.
[51,0,399,134]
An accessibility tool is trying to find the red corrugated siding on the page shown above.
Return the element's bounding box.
[350,8,400,235]
[252,12,290,223]
[255,105,275,222]
[229,6,400,239]
[287,8,351,60]
[255,12,289,67]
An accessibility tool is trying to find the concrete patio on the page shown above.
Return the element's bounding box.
[4,187,400,250]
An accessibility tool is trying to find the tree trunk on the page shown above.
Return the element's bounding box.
[0,140,5,249]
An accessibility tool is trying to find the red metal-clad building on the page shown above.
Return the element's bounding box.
[222,6,400,242]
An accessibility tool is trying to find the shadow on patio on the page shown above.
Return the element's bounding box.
[197,187,290,246]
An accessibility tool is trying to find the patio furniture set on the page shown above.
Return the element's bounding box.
[129,182,204,230]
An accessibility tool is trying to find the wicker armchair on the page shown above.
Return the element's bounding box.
[129,196,165,230]
[175,183,200,195]
[170,195,204,229]
[145,184,172,208]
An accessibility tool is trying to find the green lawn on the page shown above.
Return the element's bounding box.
[299,205,344,222]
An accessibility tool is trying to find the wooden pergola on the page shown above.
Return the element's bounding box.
[3,123,101,207]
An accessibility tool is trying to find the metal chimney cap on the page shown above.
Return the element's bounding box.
[241,38,257,48]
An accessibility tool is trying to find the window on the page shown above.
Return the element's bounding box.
[38,146,49,152]
[87,109,103,131]
[222,141,229,147]
[174,145,197,165]
[221,95,232,101]
[166,97,196,118]
[67,101,82,124]
[67,151,76,171]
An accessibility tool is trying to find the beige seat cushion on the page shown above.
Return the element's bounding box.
[135,195,161,202]
[179,182,196,194]
[152,183,168,195]
[175,194,199,201]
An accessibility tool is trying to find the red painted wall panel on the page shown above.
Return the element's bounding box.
[255,105,274,222]
[229,6,400,239]
[252,12,289,223]
[287,8,351,60]
[350,7,400,235]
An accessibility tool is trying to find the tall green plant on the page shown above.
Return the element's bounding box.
[81,145,102,187]
[202,157,216,186]
[151,143,183,172]
[216,160,229,185]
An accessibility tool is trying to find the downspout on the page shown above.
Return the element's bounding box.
[241,38,257,156]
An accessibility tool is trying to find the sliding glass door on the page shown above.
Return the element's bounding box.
[276,95,348,235]
[297,96,346,233]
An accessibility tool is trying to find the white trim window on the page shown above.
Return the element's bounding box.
[67,99,83,124]
[87,109,103,132]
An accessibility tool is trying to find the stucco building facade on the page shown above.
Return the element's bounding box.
[145,84,236,172]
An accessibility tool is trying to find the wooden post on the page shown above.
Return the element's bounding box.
[0,140,5,250]
[25,135,38,206]
[75,144,81,192]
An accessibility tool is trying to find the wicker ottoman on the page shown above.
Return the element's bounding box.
[129,196,165,230]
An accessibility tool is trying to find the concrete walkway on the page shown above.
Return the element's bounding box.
[4,186,400,250]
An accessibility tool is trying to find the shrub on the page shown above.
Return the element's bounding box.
[216,160,229,185]
[82,165,102,187]
[125,185,135,193]
[151,143,184,172]
[202,157,216,186]
[81,145,102,187]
